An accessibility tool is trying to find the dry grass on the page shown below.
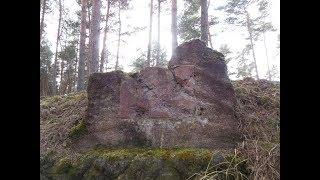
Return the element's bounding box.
[233,78,280,180]
[40,92,88,157]
[194,78,280,180]
[188,150,250,180]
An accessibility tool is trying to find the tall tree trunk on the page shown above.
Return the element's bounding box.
[40,0,47,42]
[246,11,259,80]
[156,0,161,66]
[67,67,73,93]
[40,72,45,97]
[88,0,101,74]
[263,32,271,81]
[74,49,78,91]
[115,1,121,71]
[85,53,89,84]
[146,0,154,67]
[200,0,208,45]
[171,0,178,55]
[77,0,88,91]
[52,0,63,94]
[208,31,213,48]
[40,71,50,97]
[207,0,213,48]
[100,0,111,72]
[86,1,91,82]
[60,31,67,95]
[59,60,65,94]
[87,3,91,35]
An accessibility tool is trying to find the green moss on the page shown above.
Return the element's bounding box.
[42,148,250,180]
[68,120,87,139]
[50,158,83,180]
[54,158,73,174]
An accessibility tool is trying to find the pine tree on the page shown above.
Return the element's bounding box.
[146,0,154,67]
[178,0,218,45]
[255,0,277,81]
[200,0,208,45]
[156,0,163,66]
[56,6,80,94]
[171,0,178,54]
[58,44,77,94]
[115,0,132,71]
[40,0,47,41]
[131,43,168,72]
[88,0,102,74]
[115,0,122,70]
[219,0,272,80]
[52,0,63,94]
[77,0,88,91]
[40,40,54,97]
[245,11,259,79]
[100,0,111,72]
[266,65,279,81]
[178,0,201,42]
[236,44,255,78]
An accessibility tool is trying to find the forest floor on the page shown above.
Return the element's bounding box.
[40,77,280,180]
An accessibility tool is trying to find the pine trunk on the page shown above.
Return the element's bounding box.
[52,0,62,94]
[146,0,154,67]
[208,30,213,48]
[156,0,161,66]
[59,61,65,94]
[100,0,110,72]
[246,11,259,80]
[263,32,271,81]
[77,0,87,91]
[171,0,178,55]
[207,0,213,48]
[74,52,78,91]
[40,0,47,42]
[40,72,49,97]
[200,0,208,45]
[115,1,121,71]
[86,1,91,82]
[88,0,101,74]
[87,4,91,35]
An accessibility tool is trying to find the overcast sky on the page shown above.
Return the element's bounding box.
[43,0,280,80]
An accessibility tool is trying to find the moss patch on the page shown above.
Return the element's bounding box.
[68,120,87,139]
[42,148,249,180]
